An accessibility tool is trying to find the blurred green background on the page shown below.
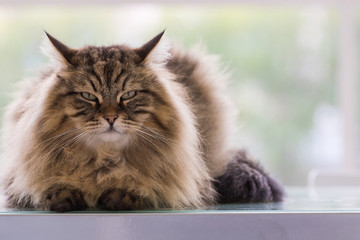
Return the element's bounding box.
[0,6,340,185]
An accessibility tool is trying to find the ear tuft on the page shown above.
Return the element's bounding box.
[134,30,170,65]
[41,31,77,66]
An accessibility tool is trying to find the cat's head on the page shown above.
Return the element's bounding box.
[41,31,178,148]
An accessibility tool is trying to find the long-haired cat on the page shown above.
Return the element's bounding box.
[0,31,283,212]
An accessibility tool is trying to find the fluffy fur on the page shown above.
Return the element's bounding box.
[0,31,283,212]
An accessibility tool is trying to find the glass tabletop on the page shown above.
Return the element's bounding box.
[2,187,360,214]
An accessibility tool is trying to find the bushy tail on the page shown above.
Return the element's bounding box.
[214,150,284,203]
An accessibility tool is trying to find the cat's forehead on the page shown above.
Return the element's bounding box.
[71,45,140,66]
[68,46,142,90]
[60,45,157,94]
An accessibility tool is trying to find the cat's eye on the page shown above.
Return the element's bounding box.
[80,92,97,101]
[121,90,137,100]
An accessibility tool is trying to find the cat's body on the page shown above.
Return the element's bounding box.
[0,32,283,212]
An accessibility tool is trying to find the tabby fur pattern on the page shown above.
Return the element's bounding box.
[0,31,283,212]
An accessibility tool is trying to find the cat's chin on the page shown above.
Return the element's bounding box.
[96,131,130,145]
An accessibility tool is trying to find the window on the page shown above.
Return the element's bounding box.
[0,3,357,186]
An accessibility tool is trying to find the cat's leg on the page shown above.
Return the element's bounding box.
[214,150,284,203]
[97,188,152,210]
[42,184,87,212]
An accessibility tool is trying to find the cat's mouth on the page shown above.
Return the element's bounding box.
[94,126,129,143]
[102,126,125,134]
[104,127,117,133]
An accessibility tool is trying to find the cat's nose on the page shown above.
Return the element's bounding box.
[103,115,118,126]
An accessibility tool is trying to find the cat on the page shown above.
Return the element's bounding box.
[0,31,284,212]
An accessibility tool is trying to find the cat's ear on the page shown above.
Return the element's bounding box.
[41,32,77,66]
[134,30,170,65]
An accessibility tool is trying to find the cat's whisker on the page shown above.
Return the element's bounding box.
[85,131,97,145]
[42,131,89,163]
[120,126,159,148]
[116,123,173,149]
[34,128,82,153]
[140,124,173,135]
[122,121,174,144]
[124,120,172,136]
[131,133,160,150]
[129,128,170,150]
[136,129,170,145]
[66,131,89,150]
[132,126,175,146]
[37,129,86,157]
[46,135,87,168]
[140,125,175,143]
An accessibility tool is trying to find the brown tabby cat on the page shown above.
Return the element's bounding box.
[0,31,283,212]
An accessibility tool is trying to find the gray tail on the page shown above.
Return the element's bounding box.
[214,150,284,203]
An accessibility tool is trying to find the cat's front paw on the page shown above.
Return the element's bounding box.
[97,188,152,210]
[43,184,87,212]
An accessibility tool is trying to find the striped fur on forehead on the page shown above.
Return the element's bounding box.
[63,47,160,94]
[91,60,124,89]
[71,45,141,66]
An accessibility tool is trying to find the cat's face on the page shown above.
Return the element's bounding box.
[43,32,175,147]
[62,60,161,145]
